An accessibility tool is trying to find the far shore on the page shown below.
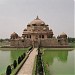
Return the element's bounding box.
[0,47,74,51]
[41,47,75,51]
[0,47,29,51]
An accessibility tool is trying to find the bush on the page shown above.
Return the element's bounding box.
[23,53,26,58]
[21,55,24,60]
[18,56,21,64]
[6,65,11,75]
[36,48,44,75]
[13,60,17,69]
[29,46,33,51]
[18,53,26,64]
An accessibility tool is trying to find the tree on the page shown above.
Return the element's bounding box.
[0,39,4,46]
[0,39,4,42]
[6,65,11,75]
[13,60,17,69]
[4,38,10,42]
[68,37,75,43]
[23,53,26,58]
[20,55,23,61]
[18,56,21,64]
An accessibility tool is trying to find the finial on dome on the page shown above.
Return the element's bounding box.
[36,16,40,20]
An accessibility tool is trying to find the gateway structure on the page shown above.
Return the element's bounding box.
[10,16,68,48]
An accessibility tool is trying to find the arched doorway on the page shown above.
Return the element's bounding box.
[34,41,39,48]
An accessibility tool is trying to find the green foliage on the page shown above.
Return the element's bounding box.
[29,46,33,51]
[21,55,24,60]
[10,48,30,75]
[68,37,75,43]
[6,65,11,75]
[10,49,27,62]
[18,56,21,64]
[0,39,4,42]
[23,53,26,58]
[13,60,17,69]
[37,55,43,75]
[17,52,26,64]
[36,48,43,75]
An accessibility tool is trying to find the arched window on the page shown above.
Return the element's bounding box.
[27,35,28,38]
[42,35,44,38]
[30,35,31,38]
[39,35,41,38]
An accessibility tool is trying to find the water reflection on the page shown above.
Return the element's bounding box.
[43,50,74,75]
[44,50,68,65]
[57,51,68,62]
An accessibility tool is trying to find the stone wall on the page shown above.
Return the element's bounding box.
[60,39,68,45]
[40,38,58,47]
[10,38,68,48]
[10,39,32,48]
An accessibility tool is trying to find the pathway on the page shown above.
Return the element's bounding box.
[17,48,37,75]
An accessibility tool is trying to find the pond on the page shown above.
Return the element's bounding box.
[42,49,75,75]
[0,49,26,75]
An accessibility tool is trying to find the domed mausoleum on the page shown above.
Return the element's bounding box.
[10,16,68,48]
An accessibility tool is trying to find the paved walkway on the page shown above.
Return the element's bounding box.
[17,48,38,75]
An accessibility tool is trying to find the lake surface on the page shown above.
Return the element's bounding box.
[0,50,25,75]
[43,49,75,75]
[0,49,75,75]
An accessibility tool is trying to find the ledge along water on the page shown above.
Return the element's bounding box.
[17,48,38,75]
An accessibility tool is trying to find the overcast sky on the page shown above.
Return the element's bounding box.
[0,0,74,39]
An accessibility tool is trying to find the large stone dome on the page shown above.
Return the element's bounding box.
[29,16,45,26]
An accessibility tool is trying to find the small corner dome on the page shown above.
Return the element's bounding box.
[11,32,18,37]
[29,16,45,25]
[60,32,67,36]
[60,32,67,38]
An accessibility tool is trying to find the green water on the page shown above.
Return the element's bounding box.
[0,50,26,75]
[43,49,75,75]
[0,49,75,75]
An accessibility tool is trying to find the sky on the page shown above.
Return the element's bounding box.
[0,0,74,39]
